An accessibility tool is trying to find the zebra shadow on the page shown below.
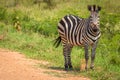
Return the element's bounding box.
[48,66,80,72]
[48,66,64,71]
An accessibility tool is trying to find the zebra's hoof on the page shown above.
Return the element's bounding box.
[90,65,94,70]
[90,66,94,70]
[85,66,89,71]
[65,65,69,71]
[69,65,73,69]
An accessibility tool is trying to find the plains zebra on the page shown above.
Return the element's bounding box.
[54,5,101,70]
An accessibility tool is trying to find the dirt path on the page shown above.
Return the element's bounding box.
[0,48,90,80]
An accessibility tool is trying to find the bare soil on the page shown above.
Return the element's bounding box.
[0,48,90,80]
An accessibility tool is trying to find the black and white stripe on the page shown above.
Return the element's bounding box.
[54,5,101,70]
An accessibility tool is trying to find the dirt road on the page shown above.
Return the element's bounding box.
[0,48,90,80]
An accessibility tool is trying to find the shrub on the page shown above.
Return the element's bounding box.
[0,7,7,21]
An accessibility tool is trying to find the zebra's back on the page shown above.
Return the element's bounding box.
[58,15,85,46]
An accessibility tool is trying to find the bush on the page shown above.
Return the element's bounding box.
[22,19,40,32]
[109,54,120,65]
[0,7,7,21]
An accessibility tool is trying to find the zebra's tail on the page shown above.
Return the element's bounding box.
[53,36,61,48]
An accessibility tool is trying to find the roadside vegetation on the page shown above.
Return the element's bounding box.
[0,0,120,80]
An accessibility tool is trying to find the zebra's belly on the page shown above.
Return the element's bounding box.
[67,38,96,47]
[66,37,84,46]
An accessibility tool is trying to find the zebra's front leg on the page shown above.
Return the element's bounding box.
[90,42,98,69]
[84,44,89,70]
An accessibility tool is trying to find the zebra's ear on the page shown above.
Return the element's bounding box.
[88,5,91,11]
[98,6,101,11]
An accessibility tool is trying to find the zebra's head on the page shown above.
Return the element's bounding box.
[88,5,101,32]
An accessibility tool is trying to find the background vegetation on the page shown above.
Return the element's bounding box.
[0,0,120,80]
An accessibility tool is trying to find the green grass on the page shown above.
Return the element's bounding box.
[0,0,120,80]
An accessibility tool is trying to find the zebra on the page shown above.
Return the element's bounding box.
[54,5,101,70]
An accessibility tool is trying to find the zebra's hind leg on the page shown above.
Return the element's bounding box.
[63,44,73,71]
[63,44,69,70]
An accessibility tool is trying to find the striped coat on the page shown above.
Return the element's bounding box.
[58,15,101,46]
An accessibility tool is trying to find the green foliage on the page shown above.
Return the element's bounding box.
[86,70,120,80]
[101,12,120,35]
[0,22,6,34]
[109,54,120,65]
[22,19,40,32]
[0,7,7,21]
[11,10,23,23]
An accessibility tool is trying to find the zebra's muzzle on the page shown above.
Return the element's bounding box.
[92,27,99,32]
